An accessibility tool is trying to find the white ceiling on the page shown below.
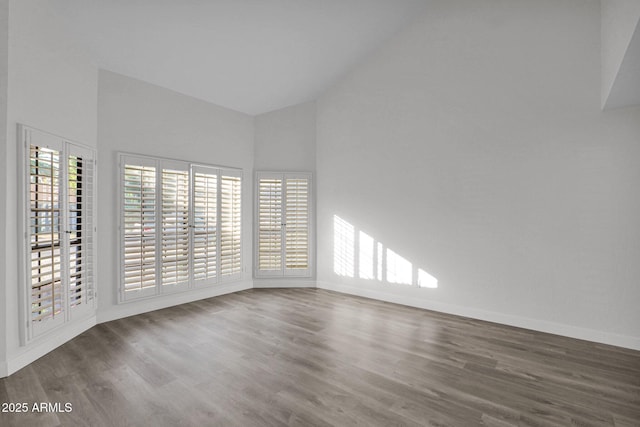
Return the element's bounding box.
[50,0,429,115]
[604,19,640,110]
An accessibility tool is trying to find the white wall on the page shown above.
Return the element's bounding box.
[254,101,317,172]
[601,0,640,107]
[4,0,98,375]
[0,0,9,376]
[97,70,255,322]
[316,0,640,349]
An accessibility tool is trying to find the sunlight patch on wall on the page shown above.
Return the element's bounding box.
[333,215,355,277]
[333,215,438,289]
[418,268,438,288]
[358,231,375,280]
[386,249,412,285]
[376,242,383,281]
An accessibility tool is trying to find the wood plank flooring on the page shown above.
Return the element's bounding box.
[1,288,639,426]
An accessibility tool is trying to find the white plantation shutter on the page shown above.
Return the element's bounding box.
[122,158,157,299]
[119,154,243,301]
[220,172,242,279]
[161,163,190,290]
[284,177,310,276]
[257,175,282,274]
[28,140,65,336]
[192,166,218,285]
[67,143,95,318]
[22,126,96,342]
[255,172,312,278]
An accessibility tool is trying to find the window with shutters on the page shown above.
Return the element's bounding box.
[192,167,218,284]
[220,173,242,278]
[119,154,243,302]
[161,165,190,290]
[255,172,312,278]
[21,125,96,343]
[123,160,157,297]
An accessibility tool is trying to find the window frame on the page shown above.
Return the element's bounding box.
[254,171,313,279]
[118,153,243,303]
[19,125,97,345]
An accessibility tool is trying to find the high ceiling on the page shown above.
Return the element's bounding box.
[50,0,430,115]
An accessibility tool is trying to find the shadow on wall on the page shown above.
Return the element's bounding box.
[333,215,438,289]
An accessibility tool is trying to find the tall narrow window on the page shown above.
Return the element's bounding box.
[22,126,96,342]
[119,154,243,301]
[29,144,63,333]
[284,178,309,273]
[161,165,190,289]
[255,172,312,278]
[122,160,157,297]
[257,177,282,273]
[67,145,95,316]
[220,173,242,279]
[192,167,218,285]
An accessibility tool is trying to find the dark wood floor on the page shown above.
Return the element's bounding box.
[1,289,639,426]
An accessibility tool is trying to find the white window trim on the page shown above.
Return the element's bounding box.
[254,171,313,279]
[18,124,97,345]
[118,152,243,303]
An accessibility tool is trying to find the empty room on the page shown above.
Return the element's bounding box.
[1,0,639,425]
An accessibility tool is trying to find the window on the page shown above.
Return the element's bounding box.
[255,172,312,278]
[161,162,190,291]
[120,154,242,302]
[192,167,218,283]
[21,125,96,343]
[220,174,243,277]
[122,158,157,296]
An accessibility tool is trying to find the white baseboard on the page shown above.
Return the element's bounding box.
[98,280,253,324]
[316,281,640,351]
[5,315,97,378]
[252,278,317,288]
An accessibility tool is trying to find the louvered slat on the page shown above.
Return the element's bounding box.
[193,171,218,282]
[220,174,241,277]
[162,168,190,286]
[68,154,94,309]
[23,127,96,342]
[29,145,64,323]
[258,178,282,271]
[123,164,156,291]
[255,173,311,278]
[285,178,309,270]
[120,155,243,300]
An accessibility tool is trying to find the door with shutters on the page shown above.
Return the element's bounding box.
[67,143,96,320]
[22,125,96,342]
[255,172,312,278]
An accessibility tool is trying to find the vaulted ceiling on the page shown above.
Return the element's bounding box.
[48,0,640,115]
[50,0,430,115]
